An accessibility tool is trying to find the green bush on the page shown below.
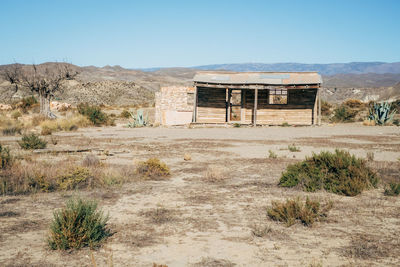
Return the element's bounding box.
[267,197,332,227]
[384,182,400,196]
[77,103,109,126]
[268,150,277,159]
[136,158,170,179]
[48,197,111,250]
[332,105,358,122]
[0,144,12,169]
[18,133,47,150]
[288,144,301,152]
[279,150,378,196]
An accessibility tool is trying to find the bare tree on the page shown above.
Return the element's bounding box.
[1,63,22,92]
[1,63,78,117]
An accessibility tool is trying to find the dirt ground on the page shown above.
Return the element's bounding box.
[0,124,399,267]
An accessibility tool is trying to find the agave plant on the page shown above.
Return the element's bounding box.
[127,109,148,128]
[368,102,396,125]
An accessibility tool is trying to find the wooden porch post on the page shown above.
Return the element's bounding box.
[318,87,321,126]
[192,86,197,123]
[253,88,258,126]
[227,88,231,123]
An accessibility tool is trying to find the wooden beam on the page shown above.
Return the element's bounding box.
[253,88,258,126]
[318,88,321,126]
[194,82,320,90]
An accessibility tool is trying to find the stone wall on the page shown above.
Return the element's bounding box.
[155,86,194,125]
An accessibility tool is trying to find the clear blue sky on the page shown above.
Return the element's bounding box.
[1,0,399,68]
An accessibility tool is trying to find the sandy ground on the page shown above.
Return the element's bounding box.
[0,124,400,267]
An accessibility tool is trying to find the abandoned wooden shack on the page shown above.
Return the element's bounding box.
[192,71,322,125]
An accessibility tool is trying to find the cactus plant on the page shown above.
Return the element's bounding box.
[127,109,148,127]
[368,102,396,125]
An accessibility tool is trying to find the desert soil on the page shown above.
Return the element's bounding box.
[0,124,399,267]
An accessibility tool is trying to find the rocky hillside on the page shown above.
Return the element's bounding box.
[0,63,192,106]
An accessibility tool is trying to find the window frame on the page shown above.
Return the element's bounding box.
[268,88,288,105]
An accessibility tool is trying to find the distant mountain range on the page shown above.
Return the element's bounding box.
[192,62,400,75]
[142,62,400,76]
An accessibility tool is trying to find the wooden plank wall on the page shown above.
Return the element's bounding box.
[243,89,317,125]
[196,87,226,123]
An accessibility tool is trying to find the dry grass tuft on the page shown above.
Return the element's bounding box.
[203,166,228,183]
[40,114,91,134]
[363,119,376,126]
[141,207,175,224]
[0,157,136,195]
[0,211,20,217]
[250,223,272,238]
[82,154,101,167]
[342,233,399,260]
[384,182,400,196]
[136,158,170,179]
[267,197,333,227]
[192,257,236,267]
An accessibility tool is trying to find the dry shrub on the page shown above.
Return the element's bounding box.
[0,144,12,169]
[153,264,168,267]
[48,197,111,250]
[343,99,365,109]
[366,151,374,162]
[57,167,91,190]
[192,257,236,267]
[82,154,100,167]
[0,115,22,136]
[384,182,400,196]
[31,114,47,126]
[267,197,332,227]
[250,223,272,238]
[332,105,358,123]
[136,158,170,179]
[342,234,398,259]
[16,96,38,113]
[11,110,22,120]
[363,119,376,126]
[279,150,378,196]
[119,109,131,118]
[183,153,192,161]
[321,100,332,116]
[141,207,175,224]
[204,166,227,183]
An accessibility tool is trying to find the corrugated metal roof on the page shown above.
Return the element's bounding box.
[193,71,322,85]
